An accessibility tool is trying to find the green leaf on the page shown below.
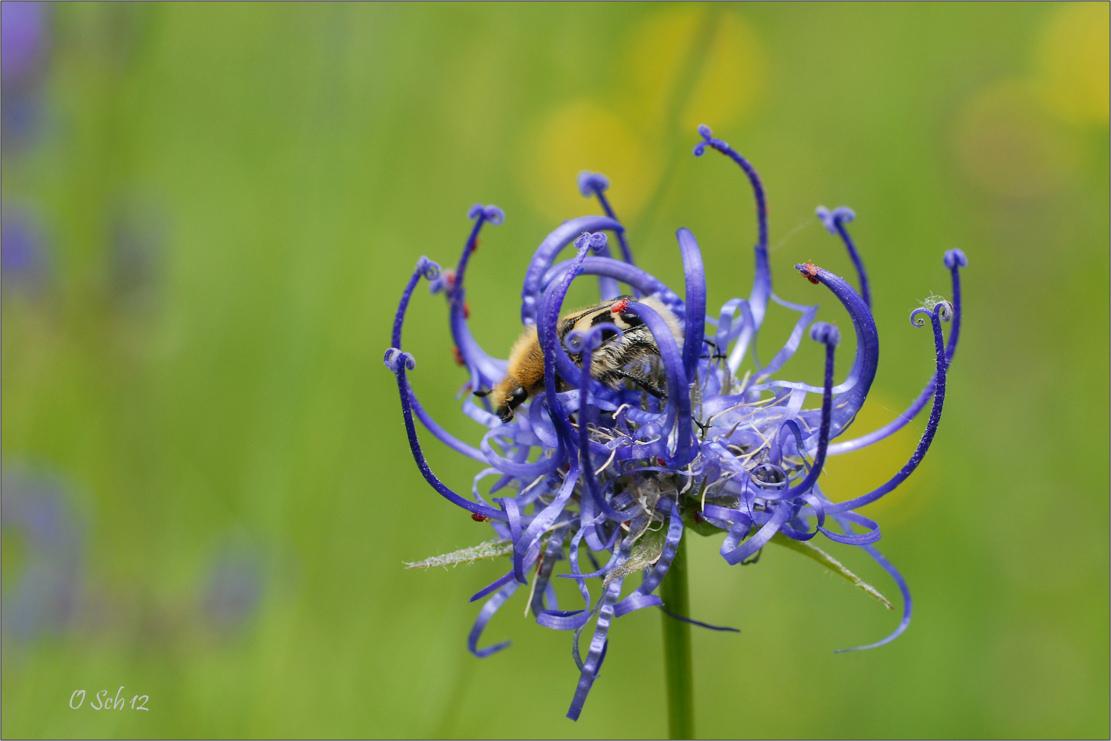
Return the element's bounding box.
[404,539,514,570]
[768,533,893,610]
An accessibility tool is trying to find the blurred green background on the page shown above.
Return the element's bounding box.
[2,2,1108,738]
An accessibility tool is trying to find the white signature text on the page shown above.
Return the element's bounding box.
[69,687,149,711]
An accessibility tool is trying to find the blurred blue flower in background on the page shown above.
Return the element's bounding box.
[385,125,967,719]
[1,467,269,647]
[201,541,268,638]
[1,2,49,82]
[1,202,51,295]
[1,1,52,151]
[1,470,85,643]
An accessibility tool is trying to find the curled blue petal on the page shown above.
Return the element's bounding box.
[624,299,693,465]
[694,125,770,328]
[471,570,516,602]
[522,216,624,325]
[566,577,623,721]
[834,542,911,652]
[677,228,707,383]
[826,306,949,514]
[537,239,598,439]
[815,207,869,308]
[578,172,636,269]
[720,501,792,566]
[763,327,839,500]
[540,256,681,307]
[387,356,507,522]
[448,206,508,387]
[788,263,878,434]
[392,257,440,350]
[829,251,965,454]
[385,257,506,521]
[818,510,880,545]
[468,581,519,657]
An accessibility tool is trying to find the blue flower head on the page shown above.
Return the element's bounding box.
[385,126,966,720]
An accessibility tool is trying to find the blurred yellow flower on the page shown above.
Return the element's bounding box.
[623,6,764,133]
[519,7,765,223]
[519,100,656,223]
[1035,3,1109,126]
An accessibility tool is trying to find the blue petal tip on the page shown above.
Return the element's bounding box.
[809,322,841,346]
[416,256,441,281]
[910,307,934,327]
[484,205,505,225]
[816,206,836,233]
[816,206,854,234]
[383,348,416,372]
[577,171,609,197]
[944,249,967,269]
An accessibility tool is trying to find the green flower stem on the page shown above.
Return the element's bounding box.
[660,535,695,739]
